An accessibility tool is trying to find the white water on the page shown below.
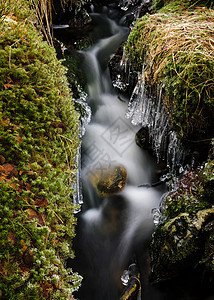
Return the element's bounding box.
[76,12,162,300]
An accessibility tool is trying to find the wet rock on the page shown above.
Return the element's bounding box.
[89,164,127,197]
[135,127,152,150]
[109,45,138,98]
[150,208,214,282]
[52,0,92,28]
[67,9,92,29]
[120,263,141,299]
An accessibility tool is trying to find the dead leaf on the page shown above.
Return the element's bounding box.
[4,83,11,90]
[0,163,18,178]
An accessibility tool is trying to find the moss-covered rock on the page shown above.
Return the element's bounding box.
[0,0,82,298]
[162,161,214,220]
[150,208,214,281]
[150,158,214,282]
[125,4,214,139]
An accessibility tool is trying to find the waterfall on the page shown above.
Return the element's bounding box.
[69,9,163,300]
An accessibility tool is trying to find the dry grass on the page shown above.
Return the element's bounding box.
[30,0,53,45]
[126,8,214,137]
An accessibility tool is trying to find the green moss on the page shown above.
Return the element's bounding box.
[162,161,214,220]
[125,8,214,138]
[151,208,214,279]
[0,0,82,298]
[150,159,214,278]
[152,0,214,12]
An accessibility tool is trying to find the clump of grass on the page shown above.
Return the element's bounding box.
[126,7,214,138]
[151,0,213,12]
[0,0,82,298]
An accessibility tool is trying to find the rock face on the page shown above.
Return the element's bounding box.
[109,45,138,98]
[89,164,127,197]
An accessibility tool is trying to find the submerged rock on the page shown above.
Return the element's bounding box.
[89,164,127,197]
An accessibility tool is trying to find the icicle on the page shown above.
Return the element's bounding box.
[120,46,128,71]
[119,0,132,11]
[72,147,83,213]
[125,70,145,125]
[125,65,189,171]
[72,91,91,210]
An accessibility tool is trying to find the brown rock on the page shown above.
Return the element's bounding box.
[89,164,127,197]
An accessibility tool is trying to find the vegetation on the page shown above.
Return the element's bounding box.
[150,154,214,280]
[124,0,214,288]
[162,159,214,219]
[125,3,214,138]
[0,0,82,298]
[151,0,214,12]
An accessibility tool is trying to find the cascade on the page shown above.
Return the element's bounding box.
[67,7,163,300]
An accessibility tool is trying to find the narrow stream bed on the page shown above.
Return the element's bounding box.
[54,7,165,300]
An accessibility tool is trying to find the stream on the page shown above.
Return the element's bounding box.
[68,9,164,300]
[55,7,165,300]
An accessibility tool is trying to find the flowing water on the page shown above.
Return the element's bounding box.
[70,10,163,300]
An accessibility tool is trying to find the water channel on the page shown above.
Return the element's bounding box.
[55,6,165,300]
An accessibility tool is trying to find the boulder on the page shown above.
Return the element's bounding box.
[89,164,127,197]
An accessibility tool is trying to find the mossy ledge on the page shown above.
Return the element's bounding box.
[0,1,82,299]
[125,1,214,139]
[124,0,214,292]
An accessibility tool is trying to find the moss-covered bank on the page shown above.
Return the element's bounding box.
[125,1,214,139]
[124,0,214,294]
[0,0,81,298]
[151,157,214,278]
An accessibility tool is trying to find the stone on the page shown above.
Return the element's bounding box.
[135,127,151,150]
[150,208,214,282]
[89,164,127,197]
